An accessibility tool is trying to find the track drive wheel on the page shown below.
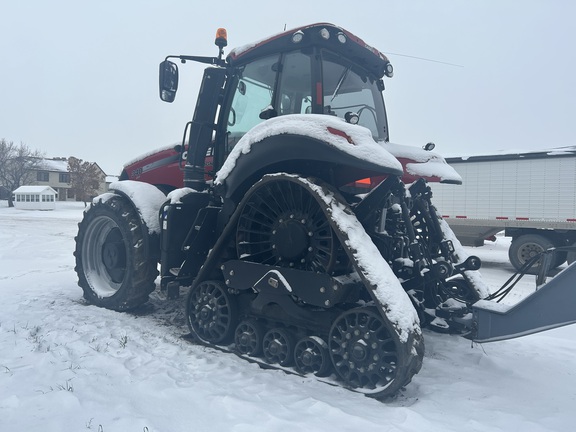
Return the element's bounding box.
[74,195,158,310]
[187,280,238,344]
[294,336,331,377]
[329,307,418,399]
[234,320,264,356]
[236,176,344,274]
[262,328,294,366]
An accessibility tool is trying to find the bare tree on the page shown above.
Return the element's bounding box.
[67,156,102,206]
[0,139,44,207]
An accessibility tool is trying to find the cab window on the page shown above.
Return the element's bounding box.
[227,54,279,150]
[322,51,387,140]
[277,51,312,115]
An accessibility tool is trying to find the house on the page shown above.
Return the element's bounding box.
[13,185,57,210]
[31,158,108,201]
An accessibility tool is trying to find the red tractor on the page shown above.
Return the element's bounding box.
[74,24,576,399]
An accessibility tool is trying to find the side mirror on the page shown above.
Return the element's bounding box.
[159,60,179,102]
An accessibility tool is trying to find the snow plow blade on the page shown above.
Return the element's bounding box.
[470,261,576,343]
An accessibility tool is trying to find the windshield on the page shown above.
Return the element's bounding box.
[322,51,389,141]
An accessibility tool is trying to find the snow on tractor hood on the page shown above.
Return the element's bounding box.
[215,114,403,185]
[384,142,463,184]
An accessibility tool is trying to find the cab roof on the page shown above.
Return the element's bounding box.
[227,23,392,79]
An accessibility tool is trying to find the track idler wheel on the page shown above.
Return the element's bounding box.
[234,320,264,356]
[187,280,237,344]
[294,336,331,377]
[262,328,294,366]
[329,307,402,397]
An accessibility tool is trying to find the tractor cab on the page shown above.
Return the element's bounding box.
[159,23,395,190]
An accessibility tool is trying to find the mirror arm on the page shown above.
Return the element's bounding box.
[165,55,226,67]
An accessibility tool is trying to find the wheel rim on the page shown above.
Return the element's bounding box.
[262,328,293,366]
[329,308,399,392]
[188,281,237,344]
[234,320,263,356]
[294,336,331,376]
[517,242,545,268]
[236,179,339,273]
[81,215,126,298]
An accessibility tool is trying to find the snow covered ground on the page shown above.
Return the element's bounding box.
[1,201,574,432]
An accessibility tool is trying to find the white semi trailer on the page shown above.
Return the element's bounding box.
[429,146,576,271]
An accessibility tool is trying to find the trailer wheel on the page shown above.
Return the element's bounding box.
[74,196,158,310]
[509,234,554,273]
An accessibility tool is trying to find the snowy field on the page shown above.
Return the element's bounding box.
[1,201,574,432]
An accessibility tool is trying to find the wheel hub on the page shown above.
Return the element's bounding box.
[301,349,316,366]
[102,242,121,269]
[99,228,126,283]
[200,305,214,321]
[238,331,251,346]
[235,177,340,273]
[351,340,368,362]
[268,340,281,355]
[272,217,309,261]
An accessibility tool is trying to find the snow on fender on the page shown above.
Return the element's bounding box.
[106,180,167,234]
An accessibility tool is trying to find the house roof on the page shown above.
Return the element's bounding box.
[13,185,58,194]
[36,159,68,173]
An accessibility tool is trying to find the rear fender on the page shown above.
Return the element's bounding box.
[215,133,403,203]
[106,180,167,236]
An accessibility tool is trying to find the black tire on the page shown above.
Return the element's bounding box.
[74,195,158,310]
[509,234,555,273]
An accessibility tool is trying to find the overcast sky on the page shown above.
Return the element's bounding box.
[2,1,574,175]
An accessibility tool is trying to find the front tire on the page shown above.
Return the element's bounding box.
[74,195,158,310]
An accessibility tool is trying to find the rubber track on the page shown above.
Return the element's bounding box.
[188,174,424,399]
[181,333,422,399]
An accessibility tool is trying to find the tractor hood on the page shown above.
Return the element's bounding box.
[215,114,403,186]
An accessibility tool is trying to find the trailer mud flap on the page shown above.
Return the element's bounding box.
[471,262,576,343]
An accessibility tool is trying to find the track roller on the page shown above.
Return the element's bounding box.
[234,319,264,356]
[262,328,294,366]
[294,336,331,377]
